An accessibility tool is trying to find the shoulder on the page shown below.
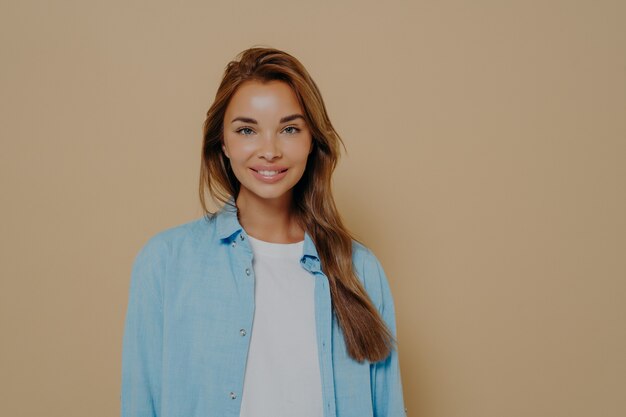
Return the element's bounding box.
[134,215,217,263]
[350,240,390,311]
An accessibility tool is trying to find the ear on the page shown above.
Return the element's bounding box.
[222,143,229,158]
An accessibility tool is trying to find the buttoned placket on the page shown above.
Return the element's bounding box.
[300,255,337,417]
[223,229,255,414]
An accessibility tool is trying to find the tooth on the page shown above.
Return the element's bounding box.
[259,170,279,176]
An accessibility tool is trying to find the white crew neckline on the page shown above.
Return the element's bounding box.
[247,234,304,258]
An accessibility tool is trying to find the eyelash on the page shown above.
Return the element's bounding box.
[235,126,301,136]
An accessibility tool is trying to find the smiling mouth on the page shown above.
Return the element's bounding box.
[251,168,288,177]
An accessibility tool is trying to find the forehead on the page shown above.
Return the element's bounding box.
[225,80,303,119]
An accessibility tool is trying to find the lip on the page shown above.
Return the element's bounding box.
[249,167,289,183]
[250,165,289,172]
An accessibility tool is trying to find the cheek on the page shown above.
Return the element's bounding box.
[286,137,313,159]
[223,138,254,160]
[299,143,313,164]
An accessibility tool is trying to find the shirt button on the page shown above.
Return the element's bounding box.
[240,234,244,241]
[240,328,246,336]
[245,268,250,276]
[231,241,236,247]
[229,391,237,400]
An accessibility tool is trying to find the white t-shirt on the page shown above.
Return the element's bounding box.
[239,235,324,417]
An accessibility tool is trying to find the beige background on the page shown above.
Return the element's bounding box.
[1,1,625,416]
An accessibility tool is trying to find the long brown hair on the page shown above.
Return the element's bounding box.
[199,46,395,363]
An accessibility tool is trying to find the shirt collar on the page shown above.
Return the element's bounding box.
[215,196,320,262]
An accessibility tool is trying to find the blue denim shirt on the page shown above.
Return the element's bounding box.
[121,202,407,417]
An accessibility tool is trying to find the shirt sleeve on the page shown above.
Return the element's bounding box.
[369,251,408,417]
[121,237,166,417]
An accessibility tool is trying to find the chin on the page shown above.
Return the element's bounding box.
[255,190,291,201]
[239,184,290,201]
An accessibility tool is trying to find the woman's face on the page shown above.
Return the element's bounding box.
[222,79,313,206]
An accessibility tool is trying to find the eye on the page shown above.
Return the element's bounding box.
[236,127,255,136]
[283,126,301,135]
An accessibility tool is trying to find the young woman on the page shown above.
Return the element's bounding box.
[121,47,406,417]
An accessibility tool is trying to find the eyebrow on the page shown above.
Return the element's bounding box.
[230,114,305,124]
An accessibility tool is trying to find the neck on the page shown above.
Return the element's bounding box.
[235,190,304,243]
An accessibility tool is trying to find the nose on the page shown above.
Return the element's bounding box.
[258,133,282,160]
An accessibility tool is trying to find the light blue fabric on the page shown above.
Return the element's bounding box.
[121,200,407,417]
